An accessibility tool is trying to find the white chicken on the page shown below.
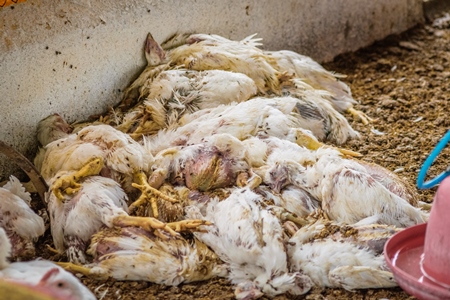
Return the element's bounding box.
[0,228,96,300]
[115,69,257,138]
[122,33,364,145]
[125,32,277,97]
[128,133,257,219]
[287,217,398,290]
[0,175,45,260]
[264,50,371,124]
[128,32,370,125]
[36,115,151,192]
[144,133,249,191]
[256,138,427,227]
[46,173,206,264]
[146,97,360,156]
[174,33,369,122]
[185,188,312,299]
[58,226,228,286]
[35,114,176,218]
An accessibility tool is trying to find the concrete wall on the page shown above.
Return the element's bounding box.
[424,0,450,20]
[0,0,423,181]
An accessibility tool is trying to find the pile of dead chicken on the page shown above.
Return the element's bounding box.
[0,33,429,299]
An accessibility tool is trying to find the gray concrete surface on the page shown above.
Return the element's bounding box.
[0,0,424,181]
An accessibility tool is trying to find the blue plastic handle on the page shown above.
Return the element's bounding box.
[417,130,450,189]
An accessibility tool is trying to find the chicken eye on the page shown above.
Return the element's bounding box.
[57,282,65,288]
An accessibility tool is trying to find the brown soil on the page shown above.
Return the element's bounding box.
[32,12,450,300]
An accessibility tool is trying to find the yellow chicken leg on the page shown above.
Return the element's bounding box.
[52,157,104,201]
[293,128,362,157]
[112,215,179,237]
[347,107,374,125]
[56,262,109,280]
[129,172,179,218]
[56,262,92,277]
[166,219,212,233]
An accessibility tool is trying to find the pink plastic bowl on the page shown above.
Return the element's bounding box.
[385,176,450,299]
[421,176,450,287]
[384,223,450,300]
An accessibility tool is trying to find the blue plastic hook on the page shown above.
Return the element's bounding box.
[417,130,450,189]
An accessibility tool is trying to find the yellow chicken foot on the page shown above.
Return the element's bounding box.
[112,215,179,238]
[347,107,374,125]
[294,129,362,157]
[167,219,212,233]
[130,172,179,218]
[52,157,104,201]
[128,193,157,216]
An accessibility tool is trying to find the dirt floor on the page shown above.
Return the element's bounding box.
[30,11,450,300]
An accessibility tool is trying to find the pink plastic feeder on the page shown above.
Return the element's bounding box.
[384,130,450,300]
[422,176,450,288]
[384,223,450,300]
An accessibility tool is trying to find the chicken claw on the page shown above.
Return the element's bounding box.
[167,219,212,233]
[130,172,179,218]
[52,157,104,201]
[347,107,374,125]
